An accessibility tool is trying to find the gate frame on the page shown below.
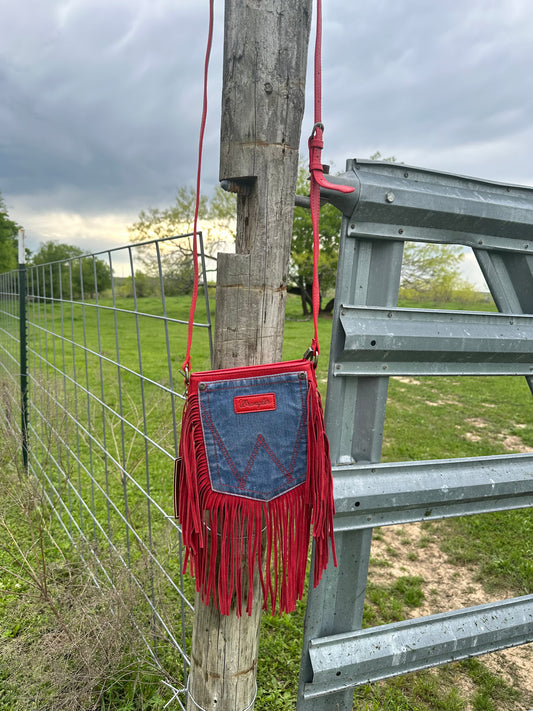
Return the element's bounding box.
[297,159,533,709]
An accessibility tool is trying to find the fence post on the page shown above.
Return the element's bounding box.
[18,228,28,470]
[185,2,313,709]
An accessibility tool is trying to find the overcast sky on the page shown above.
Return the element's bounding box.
[2,0,533,270]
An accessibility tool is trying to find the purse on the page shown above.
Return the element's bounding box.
[173,187,341,615]
[174,353,335,616]
[174,0,356,615]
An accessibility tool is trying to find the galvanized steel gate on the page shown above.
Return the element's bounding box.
[297,159,533,709]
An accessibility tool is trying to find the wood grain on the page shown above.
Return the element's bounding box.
[186,1,312,709]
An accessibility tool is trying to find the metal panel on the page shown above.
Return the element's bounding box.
[296,232,405,711]
[333,454,533,531]
[474,249,533,394]
[305,596,533,698]
[475,250,533,314]
[335,305,533,376]
[297,160,533,711]
[322,160,533,253]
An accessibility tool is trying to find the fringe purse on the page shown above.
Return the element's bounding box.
[174,0,355,616]
[175,355,335,616]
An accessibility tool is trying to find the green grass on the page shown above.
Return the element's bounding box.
[0,443,171,711]
[364,575,425,627]
[1,292,532,710]
[439,509,533,595]
[382,374,533,461]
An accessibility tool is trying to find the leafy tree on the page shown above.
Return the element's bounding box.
[399,242,466,302]
[128,185,236,293]
[32,241,85,266]
[119,270,158,299]
[129,186,209,242]
[0,192,20,273]
[31,241,111,299]
[368,150,398,163]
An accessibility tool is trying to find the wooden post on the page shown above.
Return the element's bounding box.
[186,1,312,709]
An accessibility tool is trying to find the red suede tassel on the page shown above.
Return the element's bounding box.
[175,376,336,617]
[306,376,337,586]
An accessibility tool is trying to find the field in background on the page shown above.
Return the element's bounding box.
[0,293,532,710]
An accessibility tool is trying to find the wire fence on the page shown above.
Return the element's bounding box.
[0,233,213,707]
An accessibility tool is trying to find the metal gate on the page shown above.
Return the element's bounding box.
[297,159,533,709]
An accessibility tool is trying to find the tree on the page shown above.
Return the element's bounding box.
[119,270,158,299]
[399,241,480,303]
[128,185,236,292]
[31,241,111,299]
[399,242,466,301]
[0,192,19,273]
[129,186,209,242]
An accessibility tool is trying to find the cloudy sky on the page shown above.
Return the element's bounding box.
[2,0,533,272]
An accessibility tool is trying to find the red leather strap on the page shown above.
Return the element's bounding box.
[182,0,214,375]
[185,0,355,375]
[308,0,355,358]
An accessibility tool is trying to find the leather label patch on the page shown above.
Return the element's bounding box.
[233,393,277,414]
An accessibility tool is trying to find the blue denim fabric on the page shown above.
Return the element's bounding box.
[198,371,308,502]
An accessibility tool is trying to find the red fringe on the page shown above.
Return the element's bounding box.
[176,377,336,616]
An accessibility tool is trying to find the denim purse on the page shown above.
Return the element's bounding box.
[172,0,353,620]
[174,357,336,617]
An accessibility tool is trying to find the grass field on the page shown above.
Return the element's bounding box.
[0,293,532,710]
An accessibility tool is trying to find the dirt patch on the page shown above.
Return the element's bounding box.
[369,522,533,709]
[499,434,533,453]
[460,425,532,453]
[424,397,461,407]
[465,417,489,428]
[464,432,482,442]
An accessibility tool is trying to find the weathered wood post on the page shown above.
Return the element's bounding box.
[186,1,313,709]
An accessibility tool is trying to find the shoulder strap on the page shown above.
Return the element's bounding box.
[184,0,354,375]
[182,0,214,377]
[307,0,355,360]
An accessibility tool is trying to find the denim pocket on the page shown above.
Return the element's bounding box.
[198,371,308,501]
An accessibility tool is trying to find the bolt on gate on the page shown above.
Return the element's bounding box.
[297,159,533,709]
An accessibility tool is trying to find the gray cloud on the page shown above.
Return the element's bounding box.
[1,0,533,250]
[1,0,223,214]
[319,0,533,184]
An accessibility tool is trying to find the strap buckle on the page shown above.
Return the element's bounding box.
[303,347,319,368]
[310,121,324,138]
